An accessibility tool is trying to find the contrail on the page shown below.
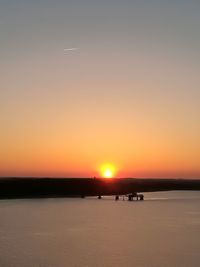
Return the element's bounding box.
[64,48,79,53]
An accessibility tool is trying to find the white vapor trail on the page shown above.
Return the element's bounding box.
[64,48,79,53]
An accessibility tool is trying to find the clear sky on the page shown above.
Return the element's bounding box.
[1,0,200,178]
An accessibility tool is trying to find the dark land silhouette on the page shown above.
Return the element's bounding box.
[0,178,200,199]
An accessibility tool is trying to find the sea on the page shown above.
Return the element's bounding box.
[0,191,200,267]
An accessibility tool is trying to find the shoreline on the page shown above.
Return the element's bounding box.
[0,178,200,199]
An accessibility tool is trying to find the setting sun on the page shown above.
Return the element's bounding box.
[104,169,112,178]
[100,164,116,178]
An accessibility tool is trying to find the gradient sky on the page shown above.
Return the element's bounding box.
[1,0,200,178]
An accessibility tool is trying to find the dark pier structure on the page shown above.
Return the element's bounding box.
[0,178,200,200]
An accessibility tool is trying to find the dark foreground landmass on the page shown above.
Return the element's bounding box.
[0,178,200,199]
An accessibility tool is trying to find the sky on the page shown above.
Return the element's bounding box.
[0,0,200,178]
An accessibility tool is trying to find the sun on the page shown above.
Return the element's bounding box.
[104,169,112,178]
[100,163,116,178]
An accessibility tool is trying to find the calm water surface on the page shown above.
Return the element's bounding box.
[1,191,200,267]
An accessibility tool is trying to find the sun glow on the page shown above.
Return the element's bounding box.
[100,163,116,178]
